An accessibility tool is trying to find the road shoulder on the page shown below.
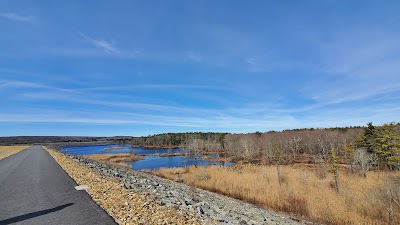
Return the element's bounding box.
[45,147,202,225]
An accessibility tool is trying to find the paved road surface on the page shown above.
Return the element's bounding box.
[0,146,116,225]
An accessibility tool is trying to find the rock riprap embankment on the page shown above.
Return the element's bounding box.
[49,148,303,225]
[46,148,202,225]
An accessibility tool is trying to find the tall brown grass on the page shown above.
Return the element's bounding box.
[152,164,400,224]
[0,146,29,160]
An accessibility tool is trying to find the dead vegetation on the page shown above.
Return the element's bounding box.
[83,153,143,168]
[0,146,30,160]
[152,164,400,225]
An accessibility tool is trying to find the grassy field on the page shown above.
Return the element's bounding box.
[0,146,30,160]
[152,164,400,224]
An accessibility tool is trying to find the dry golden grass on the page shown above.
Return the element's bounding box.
[152,164,400,224]
[0,146,30,160]
[83,153,143,168]
[83,153,139,162]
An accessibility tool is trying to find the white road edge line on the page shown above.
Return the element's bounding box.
[75,185,91,190]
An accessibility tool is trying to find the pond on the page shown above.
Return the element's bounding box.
[61,144,233,170]
[129,155,233,170]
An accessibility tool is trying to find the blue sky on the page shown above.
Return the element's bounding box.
[1,1,399,136]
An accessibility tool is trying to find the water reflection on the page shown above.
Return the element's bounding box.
[128,155,233,170]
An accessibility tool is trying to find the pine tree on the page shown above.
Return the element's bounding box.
[364,122,376,153]
[360,123,400,170]
[372,124,400,170]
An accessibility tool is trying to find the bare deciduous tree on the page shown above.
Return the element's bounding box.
[129,145,135,156]
[352,148,376,177]
[290,136,302,160]
[270,140,285,190]
[185,139,205,168]
[329,149,340,193]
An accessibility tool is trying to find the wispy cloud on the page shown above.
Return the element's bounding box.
[0,12,34,22]
[0,110,296,130]
[292,26,400,109]
[0,80,44,89]
[0,79,82,96]
[77,84,228,92]
[79,33,120,54]
[1,98,398,131]
[316,30,400,78]
[244,57,271,73]
[18,90,222,116]
[184,51,203,63]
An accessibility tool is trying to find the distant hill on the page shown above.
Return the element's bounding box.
[0,136,132,145]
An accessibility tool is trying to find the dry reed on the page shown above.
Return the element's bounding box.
[152,164,399,224]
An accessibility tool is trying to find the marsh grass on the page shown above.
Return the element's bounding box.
[152,164,400,224]
[84,153,143,168]
[0,146,29,160]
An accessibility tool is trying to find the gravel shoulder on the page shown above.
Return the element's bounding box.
[47,147,303,225]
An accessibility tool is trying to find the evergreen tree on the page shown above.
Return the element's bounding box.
[364,122,376,153]
[360,122,400,170]
[372,124,400,170]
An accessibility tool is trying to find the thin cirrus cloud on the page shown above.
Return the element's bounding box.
[18,90,223,116]
[0,80,44,89]
[0,109,296,129]
[0,12,34,22]
[184,51,203,63]
[3,80,228,113]
[76,84,229,92]
[1,101,397,131]
[7,79,399,122]
[0,79,81,95]
[78,33,120,54]
[1,1,399,136]
[296,28,400,107]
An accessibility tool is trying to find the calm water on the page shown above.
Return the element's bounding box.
[61,144,232,170]
[129,155,233,170]
[61,144,182,155]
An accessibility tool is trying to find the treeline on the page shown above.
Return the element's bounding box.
[127,132,228,147]
[126,126,370,148]
[185,123,400,171]
[282,125,364,132]
[0,136,132,145]
[0,136,102,145]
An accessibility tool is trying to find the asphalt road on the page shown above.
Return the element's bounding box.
[0,146,116,225]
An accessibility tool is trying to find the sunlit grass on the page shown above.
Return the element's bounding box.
[83,153,143,168]
[152,164,399,224]
[0,146,30,160]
